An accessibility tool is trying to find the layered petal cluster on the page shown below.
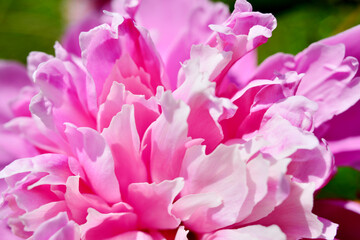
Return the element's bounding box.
[1,0,359,239]
[249,26,360,171]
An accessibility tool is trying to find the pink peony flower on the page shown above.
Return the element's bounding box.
[0,0,359,239]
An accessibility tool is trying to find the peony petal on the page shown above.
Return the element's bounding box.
[32,212,79,240]
[20,201,67,232]
[259,116,319,159]
[64,124,121,203]
[0,220,23,240]
[0,130,38,170]
[261,96,318,132]
[174,226,189,240]
[256,182,337,240]
[64,176,129,224]
[141,92,190,183]
[104,231,154,240]
[175,45,236,152]
[176,144,248,232]
[80,208,138,240]
[0,61,32,123]
[102,105,148,197]
[206,0,276,83]
[97,82,159,136]
[203,225,286,240]
[319,25,360,77]
[80,13,165,96]
[32,57,95,131]
[135,0,229,89]
[27,51,53,77]
[127,178,184,229]
[295,43,360,127]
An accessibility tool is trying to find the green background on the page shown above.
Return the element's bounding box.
[0,0,359,200]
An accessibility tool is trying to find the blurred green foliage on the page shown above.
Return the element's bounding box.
[0,0,64,63]
[257,2,360,62]
[317,167,360,200]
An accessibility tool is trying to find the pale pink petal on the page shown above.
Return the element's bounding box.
[64,124,121,203]
[32,57,95,131]
[104,231,154,240]
[0,154,71,187]
[111,0,141,18]
[64,176,129,224]
[127,178,183,229]
[174,226,189,240]
[319,25,360,77]
[0,130,38,170]
[27,51,53,77]
[261,96,318,132]
[295,43,360,127]
[239,154,290,225]
[54,42,97,119]
[287,146,334,189]
[206,0,276,83]
[253,43,360,128]
[4,117,70,154]
[99,55,154,103]
[255,182,337,240]
[32,212,79,240]
[203,225,286,240]
[259,116,334,189]
[251,53,294,80]
[9,86,37,118]
[48,220,80,240]
[259,116,319,159]
[20,201,67,232]
[175,144,248,232]
[102,105,148,197]
[141,92,190,183]
[0,220,23,240]
[80,208,138,240]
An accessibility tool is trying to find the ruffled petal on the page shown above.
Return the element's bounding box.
[64,125,121,203]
